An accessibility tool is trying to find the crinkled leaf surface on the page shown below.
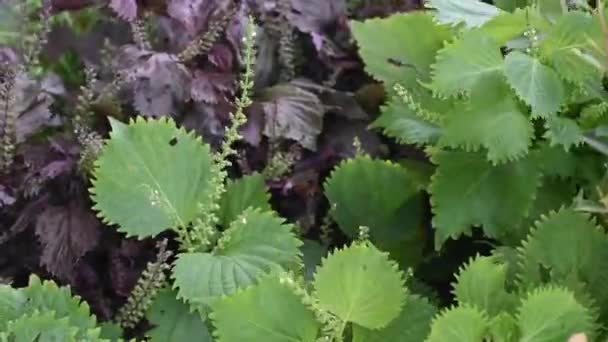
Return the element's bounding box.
[110,0,137,21]
[259,81,325,150]
[488,312,519,342]
[430,30,503,97]
[429,151,540,249]
[352,294,436,342]
[3,311,79,342]
[453,255,516,316]
[439,75,533,163]
[173,209,302,305]
[191,70,235,105]
[426,306,489,342]
[91,117,213,238]
[133,54,191,117]
[117,49,191,117]
[146,289,212,342]
[210,275,320,342]
[167,0,207,33]
[14,72,64,143]
[313,243,406,329]
[517,208,608,320]
[218,173,271,229]
[324,155,417,237]
[0,69,62,145]
[579,103,608,129]
[350,12,453,88]
[518,287,595,342]
[504,51,565,118]
[426,0,501,28]
[518,208,608,285]
[325,155,426,268]
[543,116,583,151]
[535,143,579,178]
[508,178,576,245]
[539,11,603,84]
[370,96,441,146]
[21,275,101,340]
[0,286,26,331]
[35,201,101,281]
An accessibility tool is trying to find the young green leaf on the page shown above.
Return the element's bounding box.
[488,312,519,342]
[478,8,528,45]
[146,289,212,342]
[517,287,596,342]
[534,142,579,178]
[210,275,320,342]
[91,117,213,238]
[504,51,565,118]
[439,75,533,163]
[21,275,102,340]
[539,11,603,84]
[507,178,576,245]
[543,116,583,151]
[430,30,504,97]
[350,12,453,88]
[324,155,418,238]
[398,159,436,191]
[430,151,540,249]
[218,173,271,228]
[352,295,437,342]
[426,305,489,342]
[517,208,608,320]
[173,209,302,305]
[370,96,442,146]
[3,311,79,341]
[323,155,427,266]
[453,255,516,316]
[313,242,406,329]
[579,103,608,129]
[0,285,26,331]
[518,208,607,284]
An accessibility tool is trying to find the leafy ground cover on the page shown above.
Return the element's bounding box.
[2,0,608,341]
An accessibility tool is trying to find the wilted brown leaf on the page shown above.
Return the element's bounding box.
[259,80,326,150]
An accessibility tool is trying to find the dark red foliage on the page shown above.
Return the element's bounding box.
[108,239,157,297]
[35,200,101,281]
[109,0,138,21]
